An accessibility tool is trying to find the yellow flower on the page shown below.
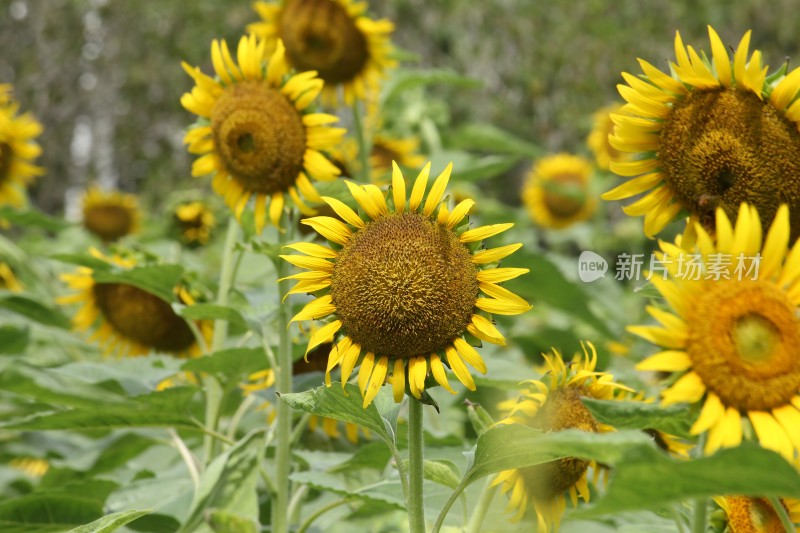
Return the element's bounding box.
[522,153,596,229]
[282,161,531,407]
[9,457,49,478]
[248,0,397,106]
[493,343,630,530]
[331,134,427,184]
[632,203,800,460]
[586,103,628,171]
[81,186,140,242]
[714,495,800,533]
[173,200,215,246]
[0,89,44,208]
[603,26,800,238]
[0,262,23,292]
[181,34,345,232]
[58,249,212,357]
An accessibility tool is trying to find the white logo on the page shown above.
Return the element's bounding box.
[578,251,608,283]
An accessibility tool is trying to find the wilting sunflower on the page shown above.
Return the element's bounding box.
[248,0,396,106]
[0,262,23,292]
[181,34,345,233]
[714,496,800,533]
[0,92,43,208]
[587,103,627,171]
[522,153,596,229]
[493,343,631,530]
[173,200,215,246]
[81,186,140,242]
[58,249,212,357]
[603,26,800,238]
[632,203,800,460]
[281,161,531,407]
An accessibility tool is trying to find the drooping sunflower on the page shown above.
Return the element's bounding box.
[587,103,627,171]
[714,496,800,533]
[493,342,631,531]
[0,262,23,292]
[522,153,596,230]
[173,200,215,246]
[0,91,44,208]
[281,161,531,407]
[603,26,800,238]
[81,186,140,242]
[58,249,212,357]
[632,203,800,460]
[248,0,396,106]
[181,34,345,233]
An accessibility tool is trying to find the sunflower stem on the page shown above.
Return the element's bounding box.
[352,99,372,184]
[273,212,295,533]
[466,476,498,533]
[691,434,707,533]
[407,397,427,533]
[768,496,795,532]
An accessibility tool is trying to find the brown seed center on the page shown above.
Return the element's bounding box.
[0,141,11,182]
[542,174,586,218]
[210,82,306,195]
[83,205,134,242]
[331,212,478,359]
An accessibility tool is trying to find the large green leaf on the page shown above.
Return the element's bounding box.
[179,430,263,533]
[579,444,800,516]
[288,471,405,509]
[0,325,29,354]
[280,384,398,444]
[0,206,71,231]
[582,398,695,438]
[450,123,543,158]
[0,494,103,533]
[181,347,268,384]
[66,510,152,533]
[92,264,184,303]
[0,364,128,409]
[0,294,71,329]
[0,387,200,431]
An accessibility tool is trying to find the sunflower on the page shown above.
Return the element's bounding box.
[330,135,426,183]
[632,203,800,460]
[81,186,140,242]
[58,249,212,357]
[173,200,215,246]
[522,153,596,229]
[181,34,345,233]
[714,496,800,532]
[0,91,44,208]
[248,0,396,106]
[0,262,23,292]
[492,342,631,530]
[587,103,627,171]
[603,26,800,238]
[281,161,531,407]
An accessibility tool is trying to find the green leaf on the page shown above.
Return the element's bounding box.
[50,253,114,271]
[181,347,267,384]
[0,387,200,431]
[66,510,152,533]
[279,384,395,444]
[207,511,257,533]
[464,426,653,486]
[92,264,184,303]
[289,471,405,509]
[450,123,543,158]
[0,206,71,231]
[381,68,481,105]
[329,441,392,472]
[175,303,247,331]
[578,444,800,516]
[0,365,128,409]
[423,460,461,490]
[466,403,496,437]
[0,325,29,354]
[179,430,263,533]
[582,398,695,438]
[0,493,103,532]
[0,294,71,329]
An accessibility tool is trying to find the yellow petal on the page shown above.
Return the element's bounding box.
[301,216,352,245]
[445,345,475,391]
[429,353,455,394]
[453,338,487,374]
[749,410,794,460]
[690,392,725,434]
[304,320,342,358]
[423,162,453,217]
[408,356,427,399]
[460,223,514,243]
[471,243,522,264]
[391,359,406,403]
[321,196,365,229]
[661,372,706,406]
[358,352,375,394]
[391,161,406,214]
[636,350,692,372]
[467,314,506,345]
[363,356,388,407]
[290,295,335,323]
[476,267,529,284]
[408,162,431,212]
[279,254,333,272]
[283,242,338,259]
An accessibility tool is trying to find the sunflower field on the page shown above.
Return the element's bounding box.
[3,1,800,532]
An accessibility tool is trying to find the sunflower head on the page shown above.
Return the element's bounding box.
[81,186,140,242]
[493,342,630,530]
[604,26,800,239]
[280,160,531,407]
[523,153,596,229]
[58,249,211,357]
[173,200,215,247]
[181,34,345,233]
[0,90,44,208]
[248,0,397,106]
[714,496,800,533]
[633,203,800,460]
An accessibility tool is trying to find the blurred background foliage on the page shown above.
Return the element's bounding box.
[2,0,799,214]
